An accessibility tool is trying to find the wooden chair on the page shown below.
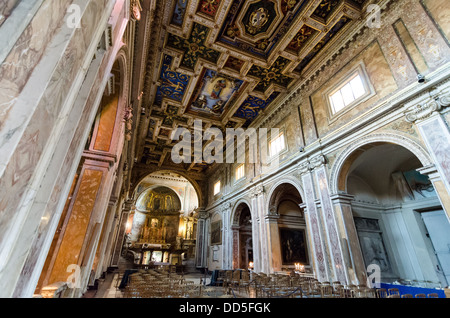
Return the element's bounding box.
[376,288,388,298]
[240,270,251,295]
[320,284,334,298]
[230,270,241,292]
[223,270,233,291]
[427,293,439,298]
[415,293,426,298]
[388,288,400,297]
[401,294,413,298]
[216,270,226,287]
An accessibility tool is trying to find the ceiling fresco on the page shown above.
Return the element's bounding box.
[137,0,369,172]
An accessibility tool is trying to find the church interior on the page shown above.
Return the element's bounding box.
[1,0,450,300]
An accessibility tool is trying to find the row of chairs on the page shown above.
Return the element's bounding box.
[122,268,233,298]
[377,287,439,298]
[214,270,442,298]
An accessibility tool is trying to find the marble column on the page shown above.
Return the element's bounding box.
[221,202,231,269]
[330,193,366,285]
[299,163,329,282]
[250,197,261,273]
[265,211,281,272]
[0,0,127,298]
[314,163,348,284]
[252,185,269,273]
[110,200,133,267]
[405,86,450,220]
[92,195,119,280]
[195,210,208,269]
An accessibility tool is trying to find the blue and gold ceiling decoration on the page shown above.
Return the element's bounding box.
[140,0,369,170]
[247,56,294,93]
[154,54,190,105]
[166,23,221,71]
[234,92,280,127]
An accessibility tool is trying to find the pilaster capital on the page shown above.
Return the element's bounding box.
[221,201,232,213]
[250,184,265,197]
[297,154,327,176]
[404,87,450,123]
[195,208,209,219]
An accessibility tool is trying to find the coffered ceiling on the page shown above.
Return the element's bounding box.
[132,0,370,174]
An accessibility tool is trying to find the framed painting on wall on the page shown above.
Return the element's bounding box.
[211,220,222,245]
[279,227,308,265]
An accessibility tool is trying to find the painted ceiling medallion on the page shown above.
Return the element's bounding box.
[247,7,270,35]
[237,0,283,42]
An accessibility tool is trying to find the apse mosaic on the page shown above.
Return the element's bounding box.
[189,69,245,116]
[142,0,369,171]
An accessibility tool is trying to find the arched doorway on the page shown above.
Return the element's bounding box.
[126,171,199,271]
[267,182,309,273]
[339,142,450,287]
[231,202,253,270]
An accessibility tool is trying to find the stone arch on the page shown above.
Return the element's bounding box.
[132,169,203,211]
[87,47,130,155]
[265,175,304,214]
[329,132,433,195]
[230,199,253,269]
[231,198,253,226]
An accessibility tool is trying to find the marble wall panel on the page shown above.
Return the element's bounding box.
[93,94,119,152]
[421,0,450,43]
[403,0,450,69]
[0,0,19,26]
[418,116,450,196]
[311,41,398,138]
[48,167,104,285]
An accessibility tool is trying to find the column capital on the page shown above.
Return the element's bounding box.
[195,208,208,219]
[220,201,232,212]
[250,184,265,197]
[297,155,327,176]
[404,87,450,123]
